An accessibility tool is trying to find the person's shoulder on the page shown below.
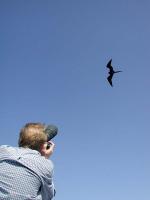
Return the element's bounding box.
[39,155,54,169]
[35,155,54,176]
[0,145,14,151]
[0,145,17,159]
[0,145,10,148]
[0,145,23,156]
[0,145,8,152]
[22,149,54,172]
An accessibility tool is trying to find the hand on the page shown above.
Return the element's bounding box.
[40,141,55,159]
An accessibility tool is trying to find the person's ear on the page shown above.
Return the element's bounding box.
[39,143,46,155]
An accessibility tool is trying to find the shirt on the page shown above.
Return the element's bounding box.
[0,145,55,200]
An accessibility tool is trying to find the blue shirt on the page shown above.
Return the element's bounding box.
[0,145,55,200]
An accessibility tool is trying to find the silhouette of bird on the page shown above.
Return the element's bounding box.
[106,59,122,87]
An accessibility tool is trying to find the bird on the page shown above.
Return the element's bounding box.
[106,59,122,87]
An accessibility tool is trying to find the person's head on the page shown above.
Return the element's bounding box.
[18,123,47,152]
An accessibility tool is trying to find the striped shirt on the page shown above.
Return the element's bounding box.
[0,145,55,200]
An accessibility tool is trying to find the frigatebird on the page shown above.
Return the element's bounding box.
[106,59,122,87]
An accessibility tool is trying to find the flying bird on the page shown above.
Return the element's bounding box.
[106,59,122,87]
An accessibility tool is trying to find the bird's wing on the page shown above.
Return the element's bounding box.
[106,59,112,68]
[107,74,113,86]
[106,59,113,70]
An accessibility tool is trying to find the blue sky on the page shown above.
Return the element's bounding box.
[0,1,150,199]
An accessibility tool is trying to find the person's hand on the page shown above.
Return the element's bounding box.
[40,141,55,159]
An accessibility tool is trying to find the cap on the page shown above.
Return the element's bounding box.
[44,124,58,141]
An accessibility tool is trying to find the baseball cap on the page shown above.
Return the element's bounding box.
[44,124,58,141]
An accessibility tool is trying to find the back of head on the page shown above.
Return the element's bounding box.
[18,123,47,151]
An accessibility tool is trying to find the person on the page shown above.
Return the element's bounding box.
[0,122,57,200]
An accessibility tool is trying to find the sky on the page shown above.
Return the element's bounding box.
[0,0,150,199]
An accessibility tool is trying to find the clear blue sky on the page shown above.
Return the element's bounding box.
[0,1,150,199]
